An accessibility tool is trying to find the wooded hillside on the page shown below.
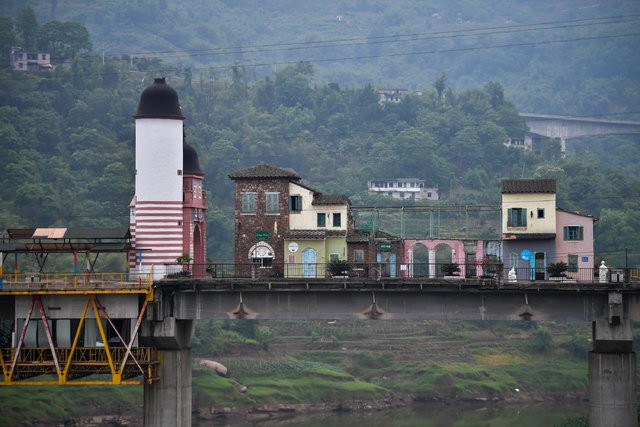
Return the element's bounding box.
[0,2,639,266]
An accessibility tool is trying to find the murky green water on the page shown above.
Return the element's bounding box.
[199,401,587,427]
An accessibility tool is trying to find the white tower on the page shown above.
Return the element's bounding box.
[130,78,185,278]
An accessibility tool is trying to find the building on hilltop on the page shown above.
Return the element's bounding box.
[368,178,439,201]
[501,179,596,280]
[10,47,52,72]
[129,78,207,279]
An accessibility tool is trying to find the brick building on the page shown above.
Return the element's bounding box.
[229,164,353,278]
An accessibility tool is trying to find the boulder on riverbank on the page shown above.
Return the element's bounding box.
[199,359,229,377]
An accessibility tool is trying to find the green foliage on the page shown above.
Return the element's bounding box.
[38,20,92,61]
[547,261,568,277]
[0,2,639,267]
[441,262,461,275]
[328,259,349,276]
[525,326,553,354]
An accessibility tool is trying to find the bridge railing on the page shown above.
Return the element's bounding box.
[164,262,635,283]
[165,262,502,280]
[0,271,153,291]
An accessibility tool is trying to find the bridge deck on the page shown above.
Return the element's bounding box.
[153,277,640,323]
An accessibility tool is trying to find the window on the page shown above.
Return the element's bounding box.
[241,193,256,213]
[568,254,578,272]
[330,253,340,263]
[507,208,527,227]
[266,192,279,214]
[354,249,365,264]
[333,213,341,227]
[537,208,545,219]
[564,226,584,241]
[510,252,518,269]
[289,195,302,212]
[251,243,273,268]
[317,213,326,227]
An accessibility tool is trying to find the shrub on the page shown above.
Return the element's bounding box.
[547,261,568,277]
[441,262,460,275]
[328,259,349,276]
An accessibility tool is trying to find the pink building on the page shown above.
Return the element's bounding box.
[402,239,500,278]
[555,208,596,277]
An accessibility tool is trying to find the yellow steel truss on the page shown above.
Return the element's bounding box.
[0,273,158,386]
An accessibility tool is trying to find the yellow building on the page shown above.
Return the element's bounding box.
[284,181,350,278]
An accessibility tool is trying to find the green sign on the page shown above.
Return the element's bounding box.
[254,230,270,241]
[378,242,392,251]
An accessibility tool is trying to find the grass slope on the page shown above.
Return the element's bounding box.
[1,320,637,425]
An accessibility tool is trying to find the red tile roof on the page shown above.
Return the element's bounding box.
[228,163,301,180]
[501,179,556,193]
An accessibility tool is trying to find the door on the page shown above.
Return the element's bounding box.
[534,252,546,280]
[390,253,397,278]
[376,252,397,278]
[302,248,316,278]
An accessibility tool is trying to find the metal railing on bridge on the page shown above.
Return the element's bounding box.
[165,262,635,284]
[0,272,153,292]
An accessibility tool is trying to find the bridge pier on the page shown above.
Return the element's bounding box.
[141,317,194,427]
[589,317,637,427]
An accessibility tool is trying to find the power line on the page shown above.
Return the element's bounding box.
[104,15,640,59]
[2,15,639,83]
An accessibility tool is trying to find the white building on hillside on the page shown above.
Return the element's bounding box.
[10,47,52,72]
[368,178,439,201]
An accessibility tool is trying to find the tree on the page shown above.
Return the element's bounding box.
[484,81,505,108]
[274,63,314,108]
[38,21,92,62]
[0,16,16,61]
[546,261,568,278]
[434,73,447,101]
[16,6,38,50]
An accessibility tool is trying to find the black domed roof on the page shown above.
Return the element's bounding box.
[184,143,203,175]
[134,77,185,119]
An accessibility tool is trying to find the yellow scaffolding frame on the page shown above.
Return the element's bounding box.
[0,273,158,386]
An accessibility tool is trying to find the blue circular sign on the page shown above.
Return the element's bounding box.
[521,250,532,261]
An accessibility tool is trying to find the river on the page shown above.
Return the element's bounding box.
[197,401,588,427]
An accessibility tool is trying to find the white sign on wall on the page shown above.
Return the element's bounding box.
[288,242,299,253]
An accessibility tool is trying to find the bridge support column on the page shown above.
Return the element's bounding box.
[141,317,194,427]
[589,318,636,427]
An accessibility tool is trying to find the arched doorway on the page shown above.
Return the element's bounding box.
[435,244,453,277]
[193,224,204,277]
[302,248,317,278]
[412,243,429,277]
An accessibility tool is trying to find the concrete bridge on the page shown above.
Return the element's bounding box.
[1,275,638,426]
[519,113,640,153]
[142,277,640,427]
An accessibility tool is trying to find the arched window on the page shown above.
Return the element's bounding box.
[249,241,274,268]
